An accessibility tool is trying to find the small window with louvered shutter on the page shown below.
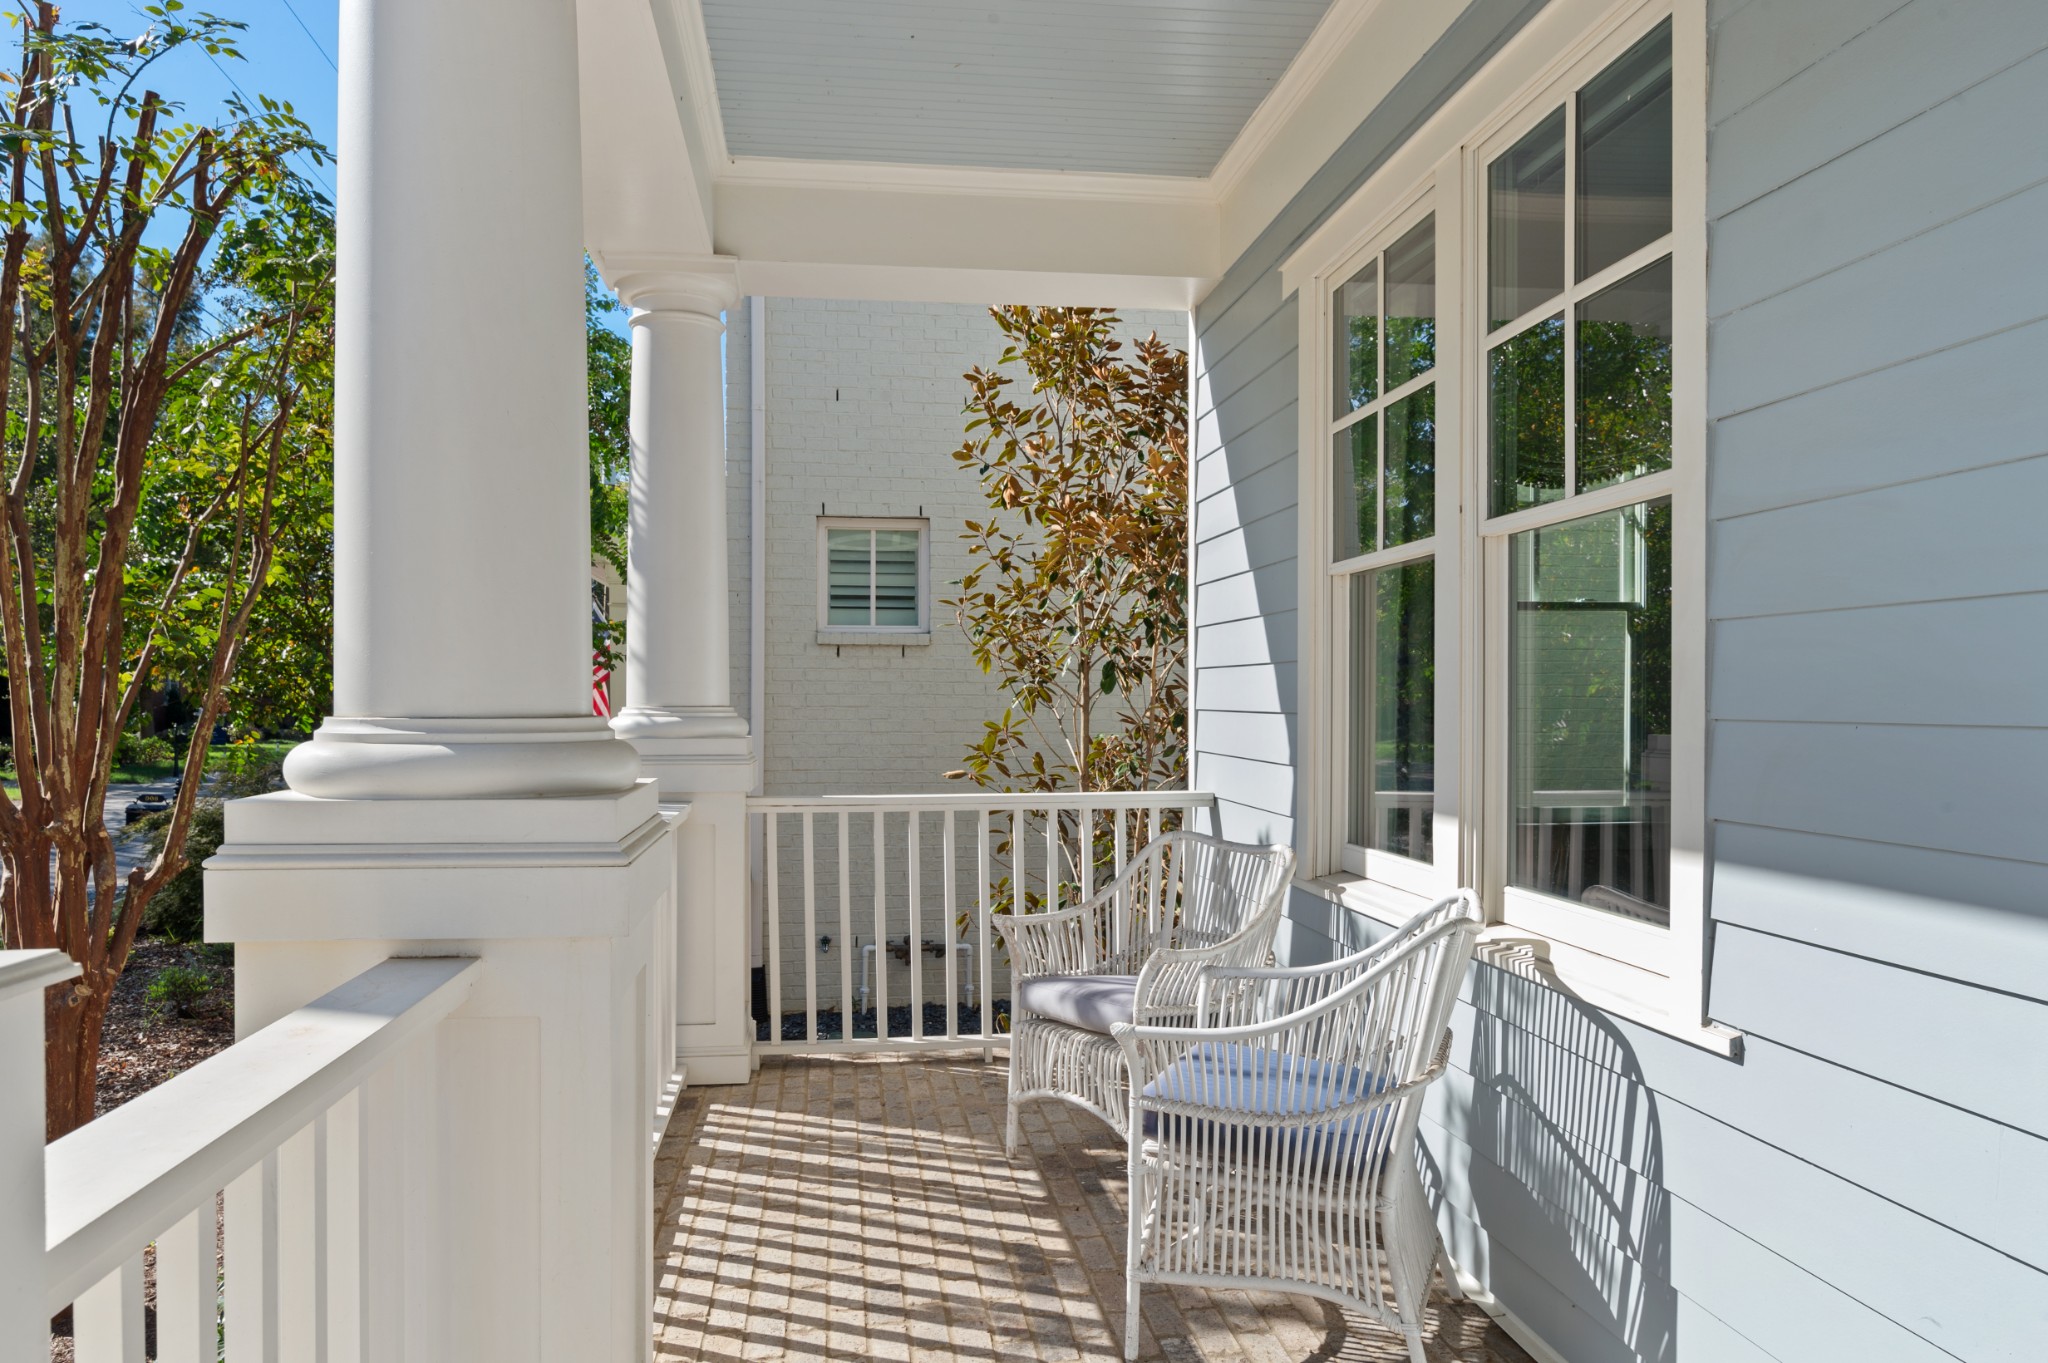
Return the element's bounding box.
[816,518,929,636]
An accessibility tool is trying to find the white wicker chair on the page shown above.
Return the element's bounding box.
[1113,890,1481,1363]
[994,831,1293,1151]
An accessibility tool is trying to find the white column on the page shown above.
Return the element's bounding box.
[216,3,677,1360]
[607,260,746,742]
[282,0,639,800]
[600,258,757,1085]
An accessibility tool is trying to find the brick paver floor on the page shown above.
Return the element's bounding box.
[653,1052,1537,1363]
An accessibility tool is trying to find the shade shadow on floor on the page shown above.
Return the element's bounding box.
[653,1052,1538,1363]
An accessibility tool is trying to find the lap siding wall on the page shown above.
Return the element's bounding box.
[1187,2,2048,1360]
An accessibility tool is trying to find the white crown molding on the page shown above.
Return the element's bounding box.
[1209,0,1388,201]
[665,0,731,168]
[717,155,1215,206]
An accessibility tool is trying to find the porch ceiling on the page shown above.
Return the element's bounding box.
[700,0,1336,178]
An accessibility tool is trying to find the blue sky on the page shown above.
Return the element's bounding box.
[58,1,341,199]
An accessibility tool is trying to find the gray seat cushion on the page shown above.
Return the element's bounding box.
[1139,1042,1390,1169]
[1015,973,1139,1034]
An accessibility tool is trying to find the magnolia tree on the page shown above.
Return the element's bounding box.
[0,5,331,1136]
[947,305,1190,796]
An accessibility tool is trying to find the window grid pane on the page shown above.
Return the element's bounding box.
[1576,258,1673,494]
[872,531,921,626]
[1508,499,1671,922]
[1335,261,1380,415]
[1384,216,1437,391]
[826,529,875,625]
[1576,20,1673,282]
[1348,560,1434,861]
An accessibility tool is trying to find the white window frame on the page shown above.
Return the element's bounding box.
[816,516,930,638]
[1317,187,1461,905]
[1284,0,1726,1051]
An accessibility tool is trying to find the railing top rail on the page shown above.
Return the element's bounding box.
[748,790,1216,813]
[44,956,477,1311]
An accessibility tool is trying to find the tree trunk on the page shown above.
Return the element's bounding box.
[43,972,107,1138]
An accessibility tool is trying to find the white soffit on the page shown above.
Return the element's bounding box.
[699,0,1335,178]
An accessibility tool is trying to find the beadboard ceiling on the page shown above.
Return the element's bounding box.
[699,0,1337,178]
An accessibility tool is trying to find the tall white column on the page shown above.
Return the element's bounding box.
[601,258,757,1085]
[608,260,746,742]
[283,0,639,800]
[216,3,679,1360]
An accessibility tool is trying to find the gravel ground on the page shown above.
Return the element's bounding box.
[757,998,1009,1042]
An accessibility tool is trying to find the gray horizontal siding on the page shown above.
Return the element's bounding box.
[1189,0,2048,1358]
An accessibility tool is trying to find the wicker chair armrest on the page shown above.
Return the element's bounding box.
[992,883,1134,977]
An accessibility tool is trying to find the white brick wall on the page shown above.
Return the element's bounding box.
[729,298,1189,1023]
[740,297,1186,799]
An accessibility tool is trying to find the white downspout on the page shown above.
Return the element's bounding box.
[747,296,767,979]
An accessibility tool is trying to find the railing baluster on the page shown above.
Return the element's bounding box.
[72,1253,145,1363]
[1046,806,1059,915]
[741,792,1211,1051]
[766,812,782,1046]
[154,1205,216,1363]
[838,810,852,1041]
[324,1089,364,1363]
[942,809,959,1041]
[224,1151,280,1362]
[802,812,818,1044]
[1013,806,1028,919]
[908,809,923,1038]
[977,807,993,1056]
[1080,802,1096,903]
[274,1119,319,1361]
[874,810,888,1040]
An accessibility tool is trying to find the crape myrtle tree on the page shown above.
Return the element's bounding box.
[0,4,331,1136]
[946,307,1189,906]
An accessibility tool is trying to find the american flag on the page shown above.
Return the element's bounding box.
[592,652,612,718]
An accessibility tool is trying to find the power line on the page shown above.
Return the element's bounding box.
[275,0,337,74]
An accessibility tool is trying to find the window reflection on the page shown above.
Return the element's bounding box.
[1509,500,1671,921]
[1384,216,1436,390]
[1350,561,1434,861]
[1384,386,1435,547]
[1577,20,1673,282]
[1577,259,1672,494]
[1331,420,1377,562]
[1488,108,1566,331]
[1489,315,1566,516]
[1335,262,1378,415]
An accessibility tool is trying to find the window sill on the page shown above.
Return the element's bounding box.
[817,630,932,647]
[1294,873,1744,1060]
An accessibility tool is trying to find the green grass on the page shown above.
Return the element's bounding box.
[0,739,300,803]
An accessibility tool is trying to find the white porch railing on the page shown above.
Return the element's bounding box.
[37,956,476,1362]
[748,791,1216,1054]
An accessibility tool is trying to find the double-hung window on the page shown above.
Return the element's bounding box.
[1481,16,1685,982]
[818,518,928,635]
[1289,0,1715,1042]
[1327,204,1445,897]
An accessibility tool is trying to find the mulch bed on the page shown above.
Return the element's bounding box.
[94,937,237,1117]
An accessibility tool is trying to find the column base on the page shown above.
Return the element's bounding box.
[282,716,644,801]
[204,780,676,1363]
[612,717,758,1087]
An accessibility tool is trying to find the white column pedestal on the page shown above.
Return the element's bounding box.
[207,784,679,1363]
